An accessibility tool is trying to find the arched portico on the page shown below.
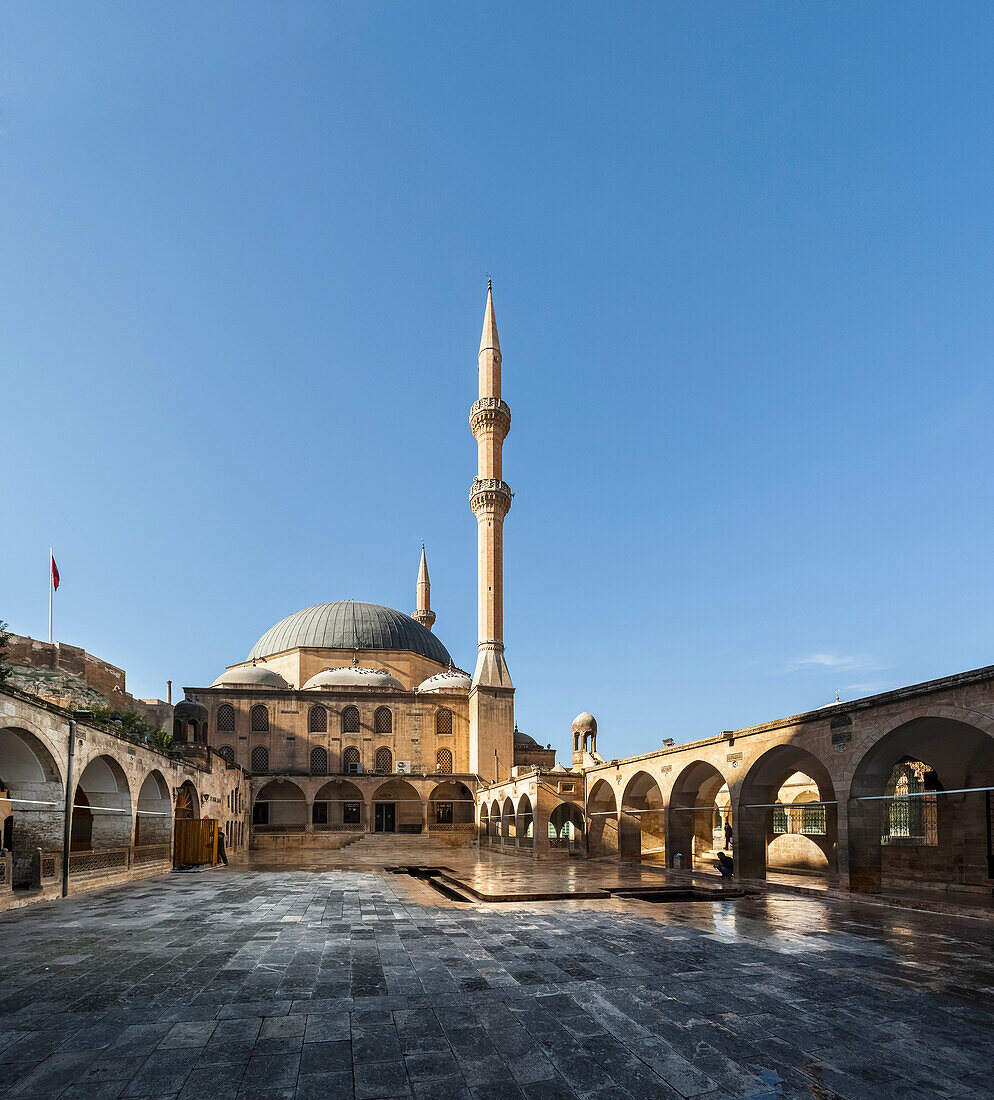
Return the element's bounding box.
[427,780,475,832]
[666,761,729,869]
[312,779,365,831]
[74,755,133,850]
[848,716,994,892]
[587,778,618,858]
[735,745,838,881]
[253,779,306,832]
[0,725,64,887]
[516,793,534,849]
[371,779,422,834]
[620,771,664,862]
[479,802,489,843]
[135,770,172,846]
[501,797,516,846]
[549,802,585,855]
[490,799,500,842]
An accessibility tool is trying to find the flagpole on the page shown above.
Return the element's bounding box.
[49,547,53,644]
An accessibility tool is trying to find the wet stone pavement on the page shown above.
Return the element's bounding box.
[0,858,993,1099]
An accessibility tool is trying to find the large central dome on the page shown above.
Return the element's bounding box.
[247,601,452,665]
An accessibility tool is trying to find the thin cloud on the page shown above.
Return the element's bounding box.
[785,653,889,674]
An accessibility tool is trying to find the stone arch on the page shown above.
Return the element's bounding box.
[736,744,838,880]
[428,780,475,828]
[174,779,200,820]
[253,779,306,831]
[587,777,618,858]
[490,799,501,839]
[848,715,994,892]
[516,793,534,847]
[313,778,364,830]
[479,801,490,843]
[0,724,65,887]
[135,769,172,846]
[73,754,133,851]
[666,760,729,869]
[501,796,516,844]
[372,778,422,833]
[620,770,665,862]
[549,802,585,854]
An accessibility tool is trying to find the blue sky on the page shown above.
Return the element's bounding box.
[4,3,994,760]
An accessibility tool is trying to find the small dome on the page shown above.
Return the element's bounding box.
[212,666,289,689]
[303,666,404,691]
[572,712,597,734]
[174,697,208,719]
[417,668,471,693]
[513,725,539,748]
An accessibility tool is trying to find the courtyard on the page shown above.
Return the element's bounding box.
[0,851,992,1099]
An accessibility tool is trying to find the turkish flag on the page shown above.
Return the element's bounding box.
[51,555,60,591]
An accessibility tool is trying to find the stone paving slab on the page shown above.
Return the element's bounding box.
[0,854,992,1099]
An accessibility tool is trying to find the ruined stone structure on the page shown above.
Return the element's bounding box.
[0,685,249,910]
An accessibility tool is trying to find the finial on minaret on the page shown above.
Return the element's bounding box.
[413,544,436,631]
[479,280,500,358]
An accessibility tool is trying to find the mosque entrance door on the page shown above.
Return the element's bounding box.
[374,803,396,833]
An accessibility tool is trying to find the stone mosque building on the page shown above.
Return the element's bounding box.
[178,284,547,840]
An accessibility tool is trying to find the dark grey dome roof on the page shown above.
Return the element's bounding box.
[513,726,539,748]
[248,601,451,666]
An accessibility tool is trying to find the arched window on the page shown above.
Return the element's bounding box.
[374,747,392,774]
[344,746,361,774]
[310,747,328,776]
[308,705,327,733]
[436,748,453,774]
[250,746,269,773]
[342,706,360,734]
[374,707,392,735]
[218,745,235,765]
[435,707,452,736]
[217,704,235,733]
[250,704,269,733]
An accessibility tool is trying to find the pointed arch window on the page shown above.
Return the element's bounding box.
[308,705,327,733]
[344,746,361,775]
[435,707,452,736]
[250,704,269,733]
[342,706,360,735]
[436,748,453,774]
[374,707,392,735]
[310,747,328,776]
[217,704,235,733]
[250,746,269,773]
[374,747,392,774]
[218,745,235,765]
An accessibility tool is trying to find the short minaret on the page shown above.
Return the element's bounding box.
[412,544,436,632]
[468,281,515,780]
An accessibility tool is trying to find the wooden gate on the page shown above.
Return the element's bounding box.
[174,818,217,868]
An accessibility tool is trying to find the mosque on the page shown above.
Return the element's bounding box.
[177,285,556,839]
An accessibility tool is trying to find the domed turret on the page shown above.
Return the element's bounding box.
[302,666,404,691]
[572,712,597,735]
[572,711,598,767]
[173,697,208,744]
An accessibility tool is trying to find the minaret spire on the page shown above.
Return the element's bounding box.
[468,281,515,780]
[412,543,435,631]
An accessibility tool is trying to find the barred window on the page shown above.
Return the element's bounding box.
[308,705,327,733]
[374,707,392,735]
[435,707,452,736]
[436,748,453,774]
[218,745,235,765]
[344,746,361,773]
[250,746,269,773]
[342,706,360,734]
[217,704,235,733]
[250,704,269,733]
[310,747,328,776]
[374,747,392,774]
[772,804,787,835]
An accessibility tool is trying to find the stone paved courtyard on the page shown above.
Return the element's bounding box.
[1,854,993,1099]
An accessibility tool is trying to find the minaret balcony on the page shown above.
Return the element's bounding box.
[469,397,511,440]
[469,477,513,517]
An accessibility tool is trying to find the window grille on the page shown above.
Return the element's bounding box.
[801,804,826,835]
[218,745,235,765]
[436,748,453,774]
[217,704,235,732]
[342,706,360,734]
[308,705,327,733]
[344,746,361,775]
[375,747,392,774]
[250,746,269,773]
[882,759,939,846]
[312,801,328,825]
[374,707,392,735]
[343,801,361,824]
[772,805,787,834]
[252,800,269,826]
[310,747,328,776]
[436,707,452,736]
[250,704,269,733]
[435,801,453,824]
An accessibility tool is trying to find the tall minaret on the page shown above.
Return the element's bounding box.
[412,544,435,631]
[468,281,514,780]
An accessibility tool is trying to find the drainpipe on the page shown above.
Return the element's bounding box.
[61,710,91,897]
